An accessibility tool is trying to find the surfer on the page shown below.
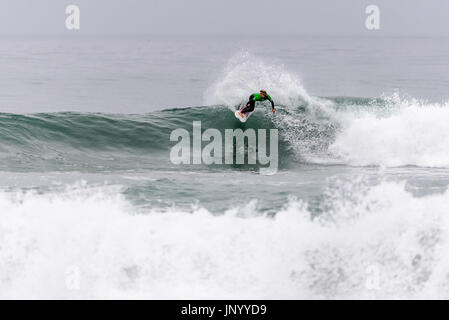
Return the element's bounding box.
[239,90,275,116]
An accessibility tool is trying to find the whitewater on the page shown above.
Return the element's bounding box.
[1,37,449,299]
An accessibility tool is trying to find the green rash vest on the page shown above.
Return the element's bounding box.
[251,93,275,109]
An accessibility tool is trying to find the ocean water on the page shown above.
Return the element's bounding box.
[1,35,449,299]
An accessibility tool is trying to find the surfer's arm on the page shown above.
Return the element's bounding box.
[267,95,275,110]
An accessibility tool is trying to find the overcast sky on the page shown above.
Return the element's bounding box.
[0,0,448,36]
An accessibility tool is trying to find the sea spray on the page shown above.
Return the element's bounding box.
[204,51,312,109]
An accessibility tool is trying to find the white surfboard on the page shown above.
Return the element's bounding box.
[234,111,248,123]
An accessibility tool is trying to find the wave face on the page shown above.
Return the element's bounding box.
[0,108,294,171]
[1,178,449,299]
[1,94,449,171]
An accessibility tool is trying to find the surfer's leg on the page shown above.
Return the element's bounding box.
[241,101,255,115]
[240,95,255,114]
[245,102,255,114]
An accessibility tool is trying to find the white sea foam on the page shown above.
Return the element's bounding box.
[1,179,449,299]
[330,97,449,167]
